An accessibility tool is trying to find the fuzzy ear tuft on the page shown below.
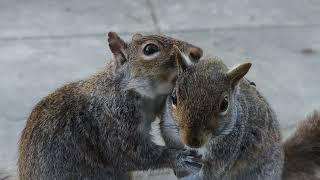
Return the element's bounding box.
[174,45,192,74]
[227,62,252,87]
[108,32,128,66]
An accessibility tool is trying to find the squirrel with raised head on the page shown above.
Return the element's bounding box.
[160,48,320,179]
[17,32,203,180]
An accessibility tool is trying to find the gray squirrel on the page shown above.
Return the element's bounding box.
[17,32,203,180]
[160,48,320,180]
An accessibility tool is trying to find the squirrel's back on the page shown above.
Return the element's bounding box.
[283,110,320,180]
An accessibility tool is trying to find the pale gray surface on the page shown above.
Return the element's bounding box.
[0,0,153,38]
[151,0,320,31]
[0,0,319,179]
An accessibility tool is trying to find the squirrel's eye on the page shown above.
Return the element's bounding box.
[143,43,160,56]
[219,95,229,114]
[171,89,177,106]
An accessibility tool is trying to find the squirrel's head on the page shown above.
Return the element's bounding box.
[171,49,251,148]
[107,32,202,97]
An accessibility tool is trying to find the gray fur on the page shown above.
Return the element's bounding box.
[17,32,203,180]
[161,59,284,180]
[160,99,184,150]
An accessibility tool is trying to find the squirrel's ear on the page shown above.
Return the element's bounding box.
[174,45,192,74]
[227,62,252,87]
[108,32,128,66]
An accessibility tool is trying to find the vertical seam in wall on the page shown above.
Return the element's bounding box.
[146,0,161,34]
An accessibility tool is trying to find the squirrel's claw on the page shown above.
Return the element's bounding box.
[174,149,203,178]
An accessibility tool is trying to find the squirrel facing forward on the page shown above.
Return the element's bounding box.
[161,50,320,179]
[17,32,203,180]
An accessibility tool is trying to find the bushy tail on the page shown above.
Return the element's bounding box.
[282,110,320,180]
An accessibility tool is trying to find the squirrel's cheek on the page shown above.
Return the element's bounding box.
[208,117,220,131]
[178,130,189,145]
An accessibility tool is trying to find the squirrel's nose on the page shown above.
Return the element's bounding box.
[188,46,203,62]
[189,137,202,148]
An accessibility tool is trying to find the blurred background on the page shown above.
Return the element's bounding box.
[0,0,319,179]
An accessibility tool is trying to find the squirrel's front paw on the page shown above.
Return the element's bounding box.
[174,149,203,178]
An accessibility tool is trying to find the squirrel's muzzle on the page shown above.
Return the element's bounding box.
[180,130,208,148]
